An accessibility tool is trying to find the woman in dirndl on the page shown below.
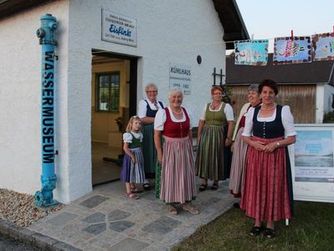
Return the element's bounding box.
[138,83,164,193]
[154,89,199,215]
[229,84,261,207]
[196,86,234,191]
[241,79,296,238]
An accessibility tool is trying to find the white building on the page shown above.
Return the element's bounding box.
[0,0,248,203]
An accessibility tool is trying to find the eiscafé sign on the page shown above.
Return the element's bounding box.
[101,9,137,47]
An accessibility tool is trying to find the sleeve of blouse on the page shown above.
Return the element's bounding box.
[242,107,255,136]
[199,104,207,120]
[123,132,133,143]
[154,109,166,131]
[282,106,297,136]
[224,103,235,121]
[137,100,147,118]
[139,132,144,142]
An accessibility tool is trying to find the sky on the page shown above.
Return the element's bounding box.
[234,0,334,52]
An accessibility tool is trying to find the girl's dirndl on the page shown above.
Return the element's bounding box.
[120,132,146,183]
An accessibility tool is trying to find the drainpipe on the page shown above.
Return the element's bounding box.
[35,14,58,207]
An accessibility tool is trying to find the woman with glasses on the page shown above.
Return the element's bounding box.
[138,83,164,192]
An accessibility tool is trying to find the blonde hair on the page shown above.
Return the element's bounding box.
[125,116,141,132]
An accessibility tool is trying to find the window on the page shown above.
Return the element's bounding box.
[96,72,120,112]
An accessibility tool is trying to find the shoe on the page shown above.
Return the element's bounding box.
[199,184,207,192]
[211,183,219,190]
[130,188,143,193]
[233,202,240,208]
[263,228,275,238]
[143,183,151,191]
[182,203,200,215]
[249,226,262,236]
[126,193,139,200]
[168,205,178,215]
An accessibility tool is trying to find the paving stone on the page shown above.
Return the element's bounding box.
[79,195,109,209]
[51,241,82,251]
[82,223,106,235]
[108,209,131,221]
[142,216,181,234]
[110,238,149,251]
[109,220,135,232]
[81,212,106,224]
[205,197,222,205]
[46,212,78,226]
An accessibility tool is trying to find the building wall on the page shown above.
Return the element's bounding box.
[0,0,226,203]
[0,1,70,200]
[229,84,317,124]
[65,0,226,202]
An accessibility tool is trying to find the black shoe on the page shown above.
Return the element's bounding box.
[199,184,207,192]
[233,202,240,208]
[263,228,275,238]
[249,226,262,236]
[211,183,219,190]
[143,183,151,191]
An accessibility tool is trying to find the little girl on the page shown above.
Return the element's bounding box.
[120,116,146,199]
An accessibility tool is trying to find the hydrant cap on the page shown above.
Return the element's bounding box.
[41,13,57,22]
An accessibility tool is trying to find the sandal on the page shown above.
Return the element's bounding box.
[263,228,275,238]
[249,226,262,236]
[199,184,207,192]
[182,203,200,215]
[168,205,178,215]
[211,183,219,190]
[130,187,143,193]
[126,192,139,200]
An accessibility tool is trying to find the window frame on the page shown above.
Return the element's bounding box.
[95,71,121,113]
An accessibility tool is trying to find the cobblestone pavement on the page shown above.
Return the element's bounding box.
[0,233,38,251]
[28,180,237,250]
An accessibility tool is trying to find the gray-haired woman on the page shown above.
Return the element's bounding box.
[229,84,261,203]
[138,83,164,191]
[154,89,198,215]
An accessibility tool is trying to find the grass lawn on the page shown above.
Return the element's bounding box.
[174,201,334,251]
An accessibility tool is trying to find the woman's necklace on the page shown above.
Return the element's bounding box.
[171,108,182,115]
[210,102,221,110]
[261,104,276,111]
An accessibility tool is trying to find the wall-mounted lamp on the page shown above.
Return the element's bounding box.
[197,55,202,64]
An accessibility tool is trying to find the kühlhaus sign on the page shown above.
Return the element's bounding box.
[101,9,137,47]
[169,64,191,95]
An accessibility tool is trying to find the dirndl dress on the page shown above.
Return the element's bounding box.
[196,103,227,181]
[120,132,146,183]
[159,107,197,204]
[240,105,294,222]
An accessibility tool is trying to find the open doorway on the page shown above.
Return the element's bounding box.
[91,49,137,186]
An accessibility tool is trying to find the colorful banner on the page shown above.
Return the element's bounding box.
[312,33,334,61]
[273,36,312,64]
[234,40,268,66]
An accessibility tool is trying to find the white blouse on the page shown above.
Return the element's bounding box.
[154,107,193,131]
[123,131,143,143]
[242,105,296,137]
[199,103,234,121]
[137,99,164,118]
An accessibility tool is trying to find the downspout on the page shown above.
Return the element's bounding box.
[328,62,334,86]
[35,14,58,207]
